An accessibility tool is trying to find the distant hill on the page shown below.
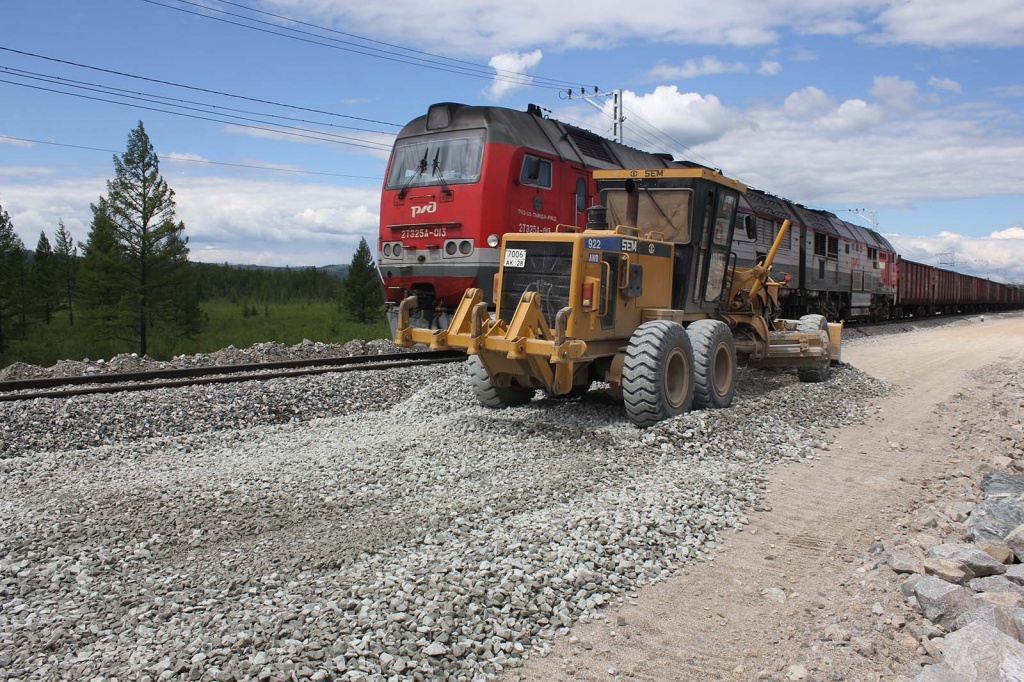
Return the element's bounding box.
[318,264,349,279]
[192,262,350,279]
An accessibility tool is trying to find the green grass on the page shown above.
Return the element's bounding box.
[0,300,391,368]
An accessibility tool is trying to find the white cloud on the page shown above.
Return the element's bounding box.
[928,76,962,94]
[991,226,1024,239]
[272,1,1024,55]
[649,56,747,80]
[784,86,835,119]
[0,165,56,178]
[872,0,1024,47]
[1,175,381,266]
[608,86,750,149]
[162,152,210,164]
[484,50,543,100]
[886,230,1024,283]
[817,99,885,135]
[758,60,782,76]
[869,76,919,113]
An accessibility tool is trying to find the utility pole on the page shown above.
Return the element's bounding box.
[562,87,624,143]
[841,208,879,231]
[937,248,957,267]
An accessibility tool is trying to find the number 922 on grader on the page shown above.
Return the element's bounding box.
[395,168,843,427]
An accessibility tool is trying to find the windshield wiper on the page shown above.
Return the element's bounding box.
[431,148,452,197]
[398,149,429,200]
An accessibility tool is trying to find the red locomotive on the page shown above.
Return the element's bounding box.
[377,102,1022,326]
[377,102,691,328]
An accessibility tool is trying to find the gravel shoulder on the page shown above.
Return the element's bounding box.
[512,312,1024,681]
[1,314,1020,681]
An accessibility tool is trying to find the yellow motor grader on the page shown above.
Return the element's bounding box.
[395,168,842,427]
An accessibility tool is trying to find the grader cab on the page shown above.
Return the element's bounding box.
[395,168,842,427]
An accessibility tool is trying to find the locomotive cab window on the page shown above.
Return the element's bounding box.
[603,188,692,243]
[520,154,552,189]
[385,129,485,190]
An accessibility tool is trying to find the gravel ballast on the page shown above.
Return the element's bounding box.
[0,360,889,681]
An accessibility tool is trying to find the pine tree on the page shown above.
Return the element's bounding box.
[341,237,384,323]
[31,231,57,324]
[78,198,129,343]
[53,220,78,325]
[0,198,26,350]
[80,121,200,355]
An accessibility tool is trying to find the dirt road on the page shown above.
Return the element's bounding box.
[509,313,1024,681]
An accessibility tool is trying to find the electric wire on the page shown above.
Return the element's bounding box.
[0,79,392,151]
[142,0,565,90]
[206,0,590,91]
[621,104,738,179]
[0,134,383,180]
[0,46,401,128]
[0,67,395,149]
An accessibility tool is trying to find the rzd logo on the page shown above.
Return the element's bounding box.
[411,202,437,217]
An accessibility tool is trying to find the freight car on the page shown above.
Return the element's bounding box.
[377,102,1020,326]
[895,258,1022,317]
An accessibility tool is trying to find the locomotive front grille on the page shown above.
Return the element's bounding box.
[500,240,574,328]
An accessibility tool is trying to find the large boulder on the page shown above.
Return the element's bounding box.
[966,474,1024,543]
[942,621,1024,680]
[928,543,1007,578]
[913,575,976,627]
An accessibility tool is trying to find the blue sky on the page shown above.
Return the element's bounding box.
[2,0,1023,282]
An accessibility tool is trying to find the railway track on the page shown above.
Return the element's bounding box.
[0,313,991,403]
[0,350,466,402]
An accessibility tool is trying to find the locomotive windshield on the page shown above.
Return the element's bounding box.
[385,129,485,190]
[604,188,692,243]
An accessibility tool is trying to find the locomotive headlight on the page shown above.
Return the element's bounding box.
[445,241,458,256]
[383,243,392,257]
[393,243,402,257]
[459,240,473,255]
[487,234,499,248]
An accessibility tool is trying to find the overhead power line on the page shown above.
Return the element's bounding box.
[0,66,396,149]
[142,0,581,91]
[208,0,589,91]
[0,46,401,128]
[0,134,383,180]
[0,78,393,151]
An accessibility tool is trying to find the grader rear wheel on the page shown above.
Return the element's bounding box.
[796,314,832,383]
[467,355,535,408]
[622,320,695,427]
[686,319,737,409]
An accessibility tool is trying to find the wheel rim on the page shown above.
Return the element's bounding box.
[665,347,690,409]
[712,342,733,396]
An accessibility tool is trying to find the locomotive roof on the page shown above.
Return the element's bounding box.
[397,102,691,171]
[742,189,801,222]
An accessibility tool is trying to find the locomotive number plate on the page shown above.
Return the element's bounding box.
[504,248,527,268]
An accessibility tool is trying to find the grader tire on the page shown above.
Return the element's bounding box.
[796,314,832,383]
[467,355,534,408]
[687,319,737,409]
[622,320,695,427]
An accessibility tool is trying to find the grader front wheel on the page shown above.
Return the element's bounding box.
[796,314,832,383]
[467,355,535,408]
[622,320,695,427]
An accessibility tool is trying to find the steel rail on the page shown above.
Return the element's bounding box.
[0,351,465,402]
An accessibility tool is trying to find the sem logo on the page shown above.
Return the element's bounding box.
[411,201,437,217]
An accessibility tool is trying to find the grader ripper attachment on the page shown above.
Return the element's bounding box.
[396,168,842,427]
